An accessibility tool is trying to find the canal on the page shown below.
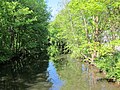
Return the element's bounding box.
[0,55,119,90]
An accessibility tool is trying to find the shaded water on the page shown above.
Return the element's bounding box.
[0,55,120,90]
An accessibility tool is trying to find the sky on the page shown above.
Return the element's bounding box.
[46,0,63,20]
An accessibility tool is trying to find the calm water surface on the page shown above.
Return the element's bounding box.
[0,55,119,90]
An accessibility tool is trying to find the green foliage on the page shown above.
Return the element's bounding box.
[96,52,120,81]
[0,0,50,61]
[49,0,120,81]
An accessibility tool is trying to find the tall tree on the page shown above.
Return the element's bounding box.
[49,0,120,82]
[0,0,50,61]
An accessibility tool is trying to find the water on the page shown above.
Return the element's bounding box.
[0,55,119,90]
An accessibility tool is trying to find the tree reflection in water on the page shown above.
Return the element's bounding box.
[0,54,120,90]
[53,55,120,90]
[0,52,51,90]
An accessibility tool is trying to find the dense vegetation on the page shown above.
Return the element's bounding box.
[48,0,120,82]
[0,0,120,85]
[0,0,49,62]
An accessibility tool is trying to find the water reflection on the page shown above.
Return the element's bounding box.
[47,62,64,90]
[0,53,51,90]
[0,54,120,90]
[53,56,120,90]
[0,53,64,90]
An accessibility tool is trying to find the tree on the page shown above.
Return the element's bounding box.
[0,0,50,62]
[49,0,120,82]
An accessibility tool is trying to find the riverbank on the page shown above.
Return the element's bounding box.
[81,58,120,86]
[52,56,120,90]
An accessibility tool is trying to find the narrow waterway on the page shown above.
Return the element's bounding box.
[0,55,119,90]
